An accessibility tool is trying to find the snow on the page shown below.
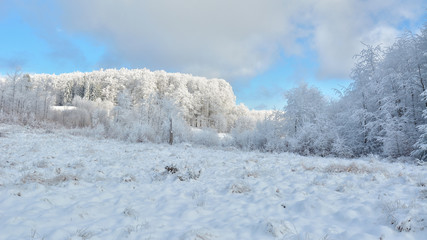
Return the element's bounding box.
[0,124,426,240]
[50,106,78,111]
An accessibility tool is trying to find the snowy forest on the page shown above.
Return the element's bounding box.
[0,25,426,161]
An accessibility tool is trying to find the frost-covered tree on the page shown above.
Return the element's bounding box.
[413,91,427,161]
[0,70,55,124]
[281,83,337,156]
[336,24,427,158]
[25,68,240,132]
[1,22,425,157]
[284,82,326,136]
[348,44,384,155]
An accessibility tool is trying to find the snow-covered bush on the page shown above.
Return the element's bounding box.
[230,112,274,150]
[324,162,374,174]
[230,181,251,194]
[382,200,427,232]
[152,164,201,182]
[191,128,221,146]
[48,107,91,128]
[130,124,154,143]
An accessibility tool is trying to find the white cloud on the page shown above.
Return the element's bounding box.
[57,0,294,79]
[308,0,424,79]
[18,0,427,80]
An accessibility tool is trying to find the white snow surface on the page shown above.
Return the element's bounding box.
[0,124,426,240]
[50,106,78,111]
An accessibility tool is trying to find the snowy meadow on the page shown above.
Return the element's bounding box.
[0,22,426,240]
[0,124,426,240]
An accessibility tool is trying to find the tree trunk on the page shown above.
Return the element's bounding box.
[168,118,174,145]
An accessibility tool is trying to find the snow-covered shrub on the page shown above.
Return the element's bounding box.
[324,162,374,174]
[264,220,292,238]
[230,112,280,150]
[285,121,334,156]
[231,129,257,150]
[48,107,91,128]
[122,207,139,220]
[331,136,354,158]
[180,229,215,240]
[257,113,286,152]
[382,200,427,232]
[67,124,106,139]
[121,174,136,183]
[21,172,79,186]
[229,181,251,194]
[164,165,179,174]
[75,228,93,240]
[119,123,156,143]
[230,114,256,146]
[33,160,50,169]
[72,96,113,127]
[191,128,220,146]
[153,164,201,182]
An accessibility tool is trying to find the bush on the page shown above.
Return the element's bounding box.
[191,128,220,146]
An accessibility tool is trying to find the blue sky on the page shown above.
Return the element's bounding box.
[0,0,426,109]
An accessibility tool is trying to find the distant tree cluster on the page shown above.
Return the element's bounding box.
[31,68,242,131]
[235,25,427,160]
[0,68,265,144]
[0,70,54,124]
[1,25,426,161]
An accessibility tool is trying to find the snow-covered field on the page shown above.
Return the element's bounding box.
[0,124,426,240]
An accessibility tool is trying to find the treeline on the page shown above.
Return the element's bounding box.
[0,68,265,144]
[0,25,426,160]
[235,25,427,160]
[31,68,247,132]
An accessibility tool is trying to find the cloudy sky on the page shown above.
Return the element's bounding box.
[0,0,426,109]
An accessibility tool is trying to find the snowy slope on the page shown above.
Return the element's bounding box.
[0,124,426,240]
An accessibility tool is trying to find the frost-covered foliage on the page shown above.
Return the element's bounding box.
[257,25,427,159]
[413,91,427,161]
[234,24,427,159]
[29,68,239,131]
[0,68,264,145]
[340,26,427,159]
[0,71,55,124]
[282,83,337,156]
[1,25,426,159]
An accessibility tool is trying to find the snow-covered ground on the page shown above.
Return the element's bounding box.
[0,124,426,240]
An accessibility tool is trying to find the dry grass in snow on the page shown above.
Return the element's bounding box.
[0,124,426,240]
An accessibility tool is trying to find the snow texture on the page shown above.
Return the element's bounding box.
[0,124,426,239]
